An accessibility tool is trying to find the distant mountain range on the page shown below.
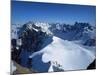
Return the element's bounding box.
[12,21,96,47]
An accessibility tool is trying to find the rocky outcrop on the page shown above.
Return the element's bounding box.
[87,59,96,69]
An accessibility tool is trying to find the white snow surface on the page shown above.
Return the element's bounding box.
[11,61,16,74]
[30,36,95,72]
[35,22,52,35]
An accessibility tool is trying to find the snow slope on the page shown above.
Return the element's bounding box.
[29,36,95,72]
[11,61,16,74]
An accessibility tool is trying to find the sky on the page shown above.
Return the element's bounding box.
[11,1,96,25]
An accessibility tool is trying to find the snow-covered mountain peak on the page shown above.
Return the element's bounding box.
[35,22,52,35]
[29,36,95,72]
[11,21,96,73]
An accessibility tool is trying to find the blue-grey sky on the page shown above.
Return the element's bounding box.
[11,1,96,25]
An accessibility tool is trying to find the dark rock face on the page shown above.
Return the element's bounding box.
[11,22,53,69]
[18,23,49,52]
[87,59,96,69]
[84,39,96,46]
[11,39,17,48]
[11,39,21,64]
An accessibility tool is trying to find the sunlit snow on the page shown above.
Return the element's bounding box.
[30,36,95,72]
